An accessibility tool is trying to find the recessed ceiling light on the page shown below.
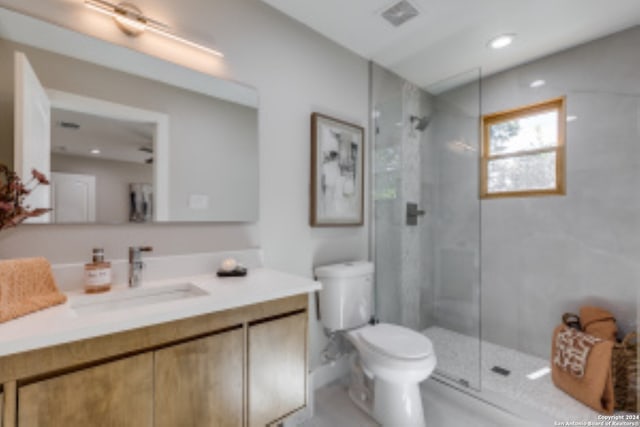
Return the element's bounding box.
[529,79,546,88]
[488,34,515,49]
[567,115,578,122]
[90,149,101,155]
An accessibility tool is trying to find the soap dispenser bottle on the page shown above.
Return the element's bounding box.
[84,248,112,293]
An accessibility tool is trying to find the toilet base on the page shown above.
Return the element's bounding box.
[347,353,428,426]
[349,374,426,427]
[372,378,426,427]
[348,353,375,414]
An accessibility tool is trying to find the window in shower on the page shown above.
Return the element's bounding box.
[481,97,566,198]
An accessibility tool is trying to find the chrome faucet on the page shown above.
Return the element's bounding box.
[128,246,153,288]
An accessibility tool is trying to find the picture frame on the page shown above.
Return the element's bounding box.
[310,112,364,226]
[129,183,153,223]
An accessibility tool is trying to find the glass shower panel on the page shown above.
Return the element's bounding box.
[373,93,404,325]
[423,69,481,390]
[371,63,482,390]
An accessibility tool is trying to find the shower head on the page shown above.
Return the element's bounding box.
[410,115,430,131]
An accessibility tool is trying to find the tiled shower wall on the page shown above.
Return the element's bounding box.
[373,26,639,366]
[400,82,430,330]
[428,72,482,340]
[372,63,481,386]
[372,64,435,330]
[372,63,481,329]
[479,26,640,358]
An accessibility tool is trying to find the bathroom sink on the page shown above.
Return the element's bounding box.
[71,282,209,315]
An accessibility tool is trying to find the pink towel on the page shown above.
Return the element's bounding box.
[0,257,67,322]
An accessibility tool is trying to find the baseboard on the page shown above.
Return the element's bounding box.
[310,355,351,391]
[280,356,351,426]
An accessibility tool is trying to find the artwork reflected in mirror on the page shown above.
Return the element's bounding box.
[129,183,153,223]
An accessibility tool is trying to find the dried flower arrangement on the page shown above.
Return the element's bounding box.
[0,163,52,231]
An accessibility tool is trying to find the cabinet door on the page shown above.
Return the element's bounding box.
[18,353,153,427]
[249,312,307,427]
[154,328,243,427]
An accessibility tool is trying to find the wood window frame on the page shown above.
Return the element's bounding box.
[481,96,566,199]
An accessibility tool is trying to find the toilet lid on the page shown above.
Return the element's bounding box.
[358,323,433,360]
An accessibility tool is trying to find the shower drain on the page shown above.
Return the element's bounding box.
[491,365,511,376]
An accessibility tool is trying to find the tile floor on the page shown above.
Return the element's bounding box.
[424,326,601,422]
[301,326,622,426]
[301,378,535,427]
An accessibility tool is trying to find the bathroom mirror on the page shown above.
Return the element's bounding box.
[0,8,259,224]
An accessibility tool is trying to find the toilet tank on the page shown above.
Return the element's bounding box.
[314,261,374,331]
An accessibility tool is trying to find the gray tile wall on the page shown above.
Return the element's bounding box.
[479,26,640,358]
[371,64,404,325]
[372,25,639,366]
[371,64,436,330]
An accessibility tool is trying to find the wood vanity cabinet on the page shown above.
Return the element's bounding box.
[249,312,307,427]
[0,294,308,427]
[154,328,244,427]
[18,353,154,427]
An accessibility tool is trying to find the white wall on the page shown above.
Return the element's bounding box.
[0,0,369,368]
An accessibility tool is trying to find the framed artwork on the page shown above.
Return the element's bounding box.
[129,183,153,223]
[310,112,364,226]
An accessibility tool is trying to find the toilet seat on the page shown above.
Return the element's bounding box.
[356,323,433,361]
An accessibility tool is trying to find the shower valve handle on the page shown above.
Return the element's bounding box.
[406,202,425,226]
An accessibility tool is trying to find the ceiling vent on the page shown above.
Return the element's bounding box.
[381,0,419,27]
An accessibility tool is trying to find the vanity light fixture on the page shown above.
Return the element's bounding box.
[529,79,546,88]
[488,33,516,49]
[84,0,224,57]
[90,149,101,155]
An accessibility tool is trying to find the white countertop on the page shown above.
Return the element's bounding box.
[0,268,321,358]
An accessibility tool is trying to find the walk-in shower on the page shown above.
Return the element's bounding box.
[371,64,482,390]
[370,25,639,423]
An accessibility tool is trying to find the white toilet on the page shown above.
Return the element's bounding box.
[315,261,436,427]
